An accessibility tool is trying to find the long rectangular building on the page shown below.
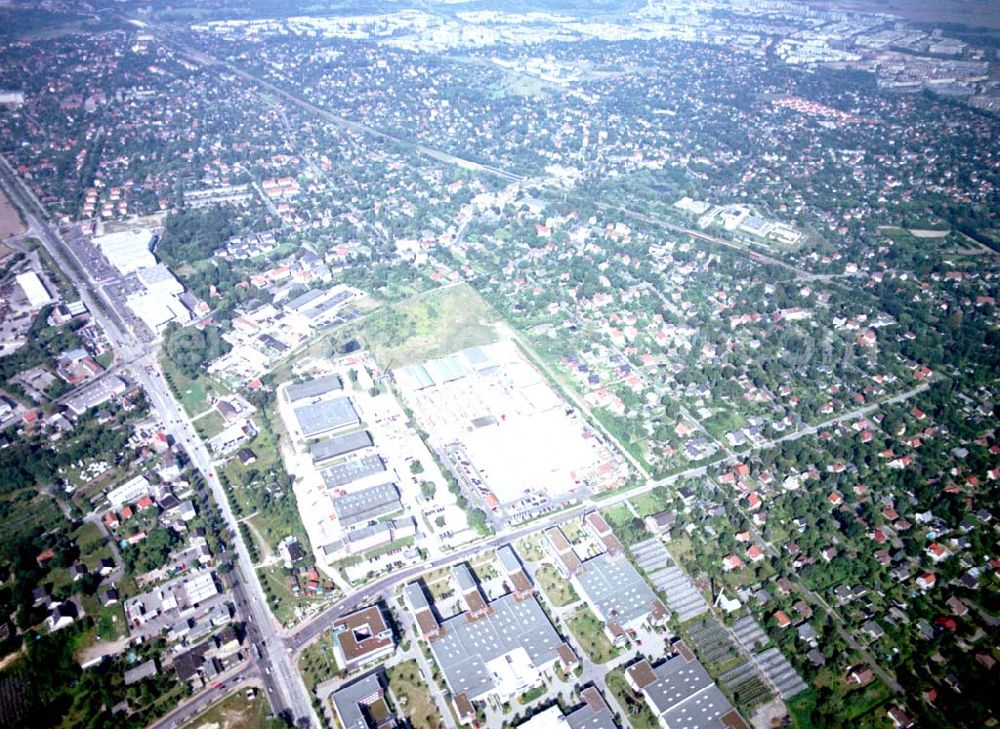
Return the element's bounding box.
[321,454,385,490]
[293,396,359,438]
[286,374,343,404]
[311,430,373,464]
[332,482,401,527]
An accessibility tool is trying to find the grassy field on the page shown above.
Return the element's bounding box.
[630,491,667,518]
[95,603,128,641]
[492,71,551,99]
[535,564,579,608]
[515,534,546,563]
[353,283,499,369]
[387,660,443,729]
[193,410,227,439]
[298,632,340,694]
[700,409,747,440]
[606,667,658,729]
[182,688,268,729]
[564,607,617,664]
[72,521,114,570]
[160,354,230,416]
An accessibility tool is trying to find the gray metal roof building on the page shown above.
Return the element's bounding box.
[65,375,129,416]
[310,430,373,464]
[403,582,431,612]
[330,671,391,729]
[284,289,324,312]
[429,593,562,701]
[321,455,386,490]
[497,545,522,574]
[345,521,392,546]
[452,563,479,593]
[573,552,659,629]
[565,689,618,729]
[293,397,359,438]
[123,659,158,685]
[286,374,343,403]
[640,654,741,729]
[332,482,401,526]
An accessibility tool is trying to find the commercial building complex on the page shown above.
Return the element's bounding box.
[92,229,157,274]
[331,605,395,671]
[626,647,748,729]
[293,396,360,438]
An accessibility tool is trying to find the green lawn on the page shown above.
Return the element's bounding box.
[298,632,340,694]
[159,354,229,416]
[564,607,617,664]
[193,410,227,439]
[354,283,499,369]
[700,409,747,440]
[515,534,546,563]
[535,564,579,608]
[73,521,113,566]
[387,660,443,729]
[630,491,668,518]
[606,667,658,729]
[96,603,128,641]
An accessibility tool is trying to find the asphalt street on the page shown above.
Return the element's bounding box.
[0,157,317,728]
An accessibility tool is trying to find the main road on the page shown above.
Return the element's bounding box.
[0,156,317,728]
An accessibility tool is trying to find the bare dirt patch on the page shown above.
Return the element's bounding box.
[907,228,949,238]
[750,697,788,729]
[0,190,25,239]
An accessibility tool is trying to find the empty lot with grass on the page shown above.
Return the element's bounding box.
[353,283,499,369]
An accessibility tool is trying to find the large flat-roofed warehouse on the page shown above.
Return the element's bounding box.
[286,374,343,404]
[322,455,385,490]
[572,552,662,632]
[293,396,359,438]
[15,271,53,309]
[626,648,748,729]
[332,482,401,527]
[65,375,129,416]
[428,591,562,702]
[92,229,157,275]
[311,430,374,465]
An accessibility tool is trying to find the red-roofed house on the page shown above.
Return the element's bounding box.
[926,543,948,563]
